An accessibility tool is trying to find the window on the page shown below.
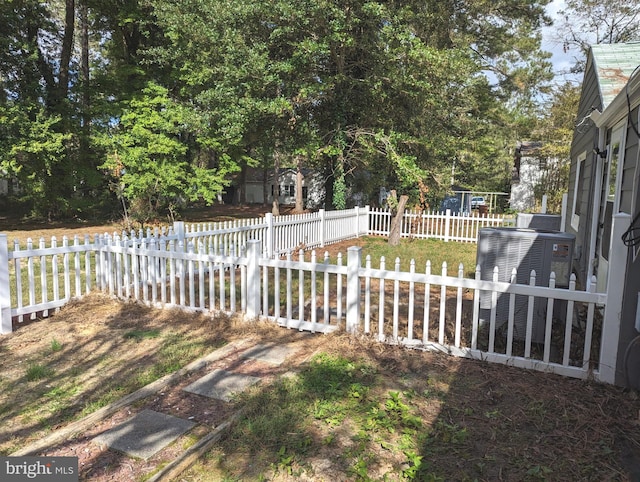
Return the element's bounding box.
[271,184,295,196]
[571,153,586,231]
[605,121,625,213]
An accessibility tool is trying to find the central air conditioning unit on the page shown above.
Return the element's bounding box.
[516,213,562,231]
[476,227,575,343]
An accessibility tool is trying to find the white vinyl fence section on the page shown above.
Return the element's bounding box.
[0,209,629,385]
[369,208,510,242]
[172,206,369,258]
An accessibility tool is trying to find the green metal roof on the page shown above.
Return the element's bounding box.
[591,42,640,110]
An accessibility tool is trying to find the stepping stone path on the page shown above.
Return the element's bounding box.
[22,340,300,481]
[97,343,295,460]
[183,369,262,402]
[93,409,196,460]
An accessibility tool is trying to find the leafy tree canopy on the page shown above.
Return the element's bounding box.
[1,0,555,219]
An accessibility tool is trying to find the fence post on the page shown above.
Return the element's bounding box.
[598,213,631,384]
[173,221,185,245]
[246,240,261,319]
[0,234,11,333]
[346,246,362,333]
[560,193,568,232]
[364,205,370,235]
[444,209,451,243]
[319,209,326,247]
[264,213,274,259]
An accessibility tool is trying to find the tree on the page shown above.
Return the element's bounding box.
[148,0,553,210]
[387,190,409,246]
[529,82,580,213]
[2,0,555,220]
[98,82,236,226]
[557,0,640,72]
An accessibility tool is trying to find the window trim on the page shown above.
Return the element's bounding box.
[571,152,586,231]
[607,120,627,215]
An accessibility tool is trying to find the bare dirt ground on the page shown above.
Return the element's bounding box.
[1,206,640,480]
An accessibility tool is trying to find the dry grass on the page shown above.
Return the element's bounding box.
[0,293,638,480]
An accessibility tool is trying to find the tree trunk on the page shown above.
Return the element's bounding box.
[272,151,280,216]
[262,164,269,207]
[388,195,409,246]
[79,0,90,169]
[58,0,75,104]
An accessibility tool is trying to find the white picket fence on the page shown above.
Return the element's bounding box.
[369,207,510,242]
[0,207,629,385]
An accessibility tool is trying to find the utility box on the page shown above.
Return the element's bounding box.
[516,213,562,231]
[476,227,575,342]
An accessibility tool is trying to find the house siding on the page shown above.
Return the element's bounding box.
[567,58,602,287]
[568,42,640,388]
[616,106,640,386]
[620,107,639,214]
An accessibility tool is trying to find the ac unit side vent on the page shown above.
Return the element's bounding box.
[476,228,575,343]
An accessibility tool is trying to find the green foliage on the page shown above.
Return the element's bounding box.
[0,105,72,217]
[25,363,55,382]
[99,82,236,224]
[50,339,63,353]
[530,82,580,213]
[332,163,347,210]
[2,0,555,217]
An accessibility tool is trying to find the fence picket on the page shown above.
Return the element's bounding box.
[455,263,463,348]
[543,274,556,363]
[423,260,431,345]
[489,266,498,352]
[506,269,517,357]
[364,255,372,334]
[322,252,330,325]
[583,278,597,369]
[524,271,536,358]
[39,238,48,317]
[393,258,400,341]
[471,265,480,350]
[562,275,577,366]
[439,262,447,345]
[378,256,385,342]
[408,260,415,342]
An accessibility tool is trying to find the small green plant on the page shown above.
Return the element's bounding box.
[50,339,62,352]
[526,464,552,479]
[25,363,54,381]
[123,329,161,341]
[402,449,424,479]
[271,446,295,476]
[348,456,372,481]
[431,420,468,445]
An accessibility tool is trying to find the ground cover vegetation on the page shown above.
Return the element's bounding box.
[1,290,639,480]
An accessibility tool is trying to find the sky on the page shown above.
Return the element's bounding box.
[541,0,584,86]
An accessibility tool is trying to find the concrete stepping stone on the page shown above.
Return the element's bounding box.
[241,343,295,365]
[93,409,195,460]
[182,369,261,401]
